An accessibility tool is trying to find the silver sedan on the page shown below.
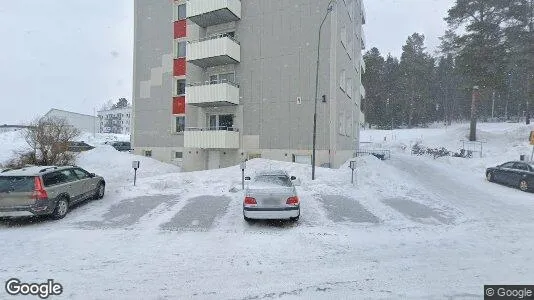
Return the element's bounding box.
[243,170,300,222]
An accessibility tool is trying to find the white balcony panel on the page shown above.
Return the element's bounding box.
[360,84,366,99]
[361,55,366,73]
[187,37,240,68]
[187,0,241,28]
[185,130,239,149]
[187,83,239,107]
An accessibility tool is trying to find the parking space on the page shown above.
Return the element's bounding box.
[77,195,179,228]
[160,196,231,232]
[382,198,455,225]
[318,195,380,224]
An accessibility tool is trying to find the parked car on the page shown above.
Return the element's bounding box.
[68,141,95,152]
[243,170,300,222]
[486,161,534,192]
[0,166,106,219]
[111,141,131,152]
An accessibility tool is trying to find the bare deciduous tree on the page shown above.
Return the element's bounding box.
[3,117,80,168]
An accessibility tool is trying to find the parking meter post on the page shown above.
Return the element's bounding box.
[132,161,140,187]
[240,161,246,190]
[349,161,356,185]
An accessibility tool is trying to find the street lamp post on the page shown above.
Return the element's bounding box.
[312,0,336,181]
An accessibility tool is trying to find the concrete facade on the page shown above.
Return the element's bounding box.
[43,109,98,134]
[133,0,366,171]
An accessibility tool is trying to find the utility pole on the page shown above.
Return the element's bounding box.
[469,86,480,141]
[312,0,335,181]
[491,91,495,119]
[527,0,534,125]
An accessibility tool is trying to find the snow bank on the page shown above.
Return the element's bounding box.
[361,122,534,173]
[0,130,30,165]
[76,145,180,186]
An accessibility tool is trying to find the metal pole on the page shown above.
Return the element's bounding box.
[134,169,137,186]
[469,86,479,141]
[351,169,354,184]
[242,169,244,190]
[312,1,335,181]
[491,90,495,119]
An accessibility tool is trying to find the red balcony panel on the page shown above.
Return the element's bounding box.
[173,96,186,114]
[174,20,187,39]
[173,58,186,76]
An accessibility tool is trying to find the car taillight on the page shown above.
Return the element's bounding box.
[32,177,48,200]
[286,196,299,206]
[244,197,257,206]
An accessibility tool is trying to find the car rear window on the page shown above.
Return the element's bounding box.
[0,176,35,193]
[254,175,292,187]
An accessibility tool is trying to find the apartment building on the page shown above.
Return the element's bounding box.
[97,106,132,134]
[133,0,366,171]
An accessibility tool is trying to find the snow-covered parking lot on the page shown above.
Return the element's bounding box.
[1,123,534,299]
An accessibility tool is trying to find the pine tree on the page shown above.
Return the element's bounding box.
[362,48,385,127]
[398,33,435,127]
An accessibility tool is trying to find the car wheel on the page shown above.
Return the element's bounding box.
[244,215,254,223]
[486,172,493,182]
[51,197,69,220]
[519,180,529,192]
[94,182,105,200]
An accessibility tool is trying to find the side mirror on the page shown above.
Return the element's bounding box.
[290,176,297,180]
[244,176,251,180]
[89,173,96,178]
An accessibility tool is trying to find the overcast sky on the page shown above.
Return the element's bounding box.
[0,0,455,124]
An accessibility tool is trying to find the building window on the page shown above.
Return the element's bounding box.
[341,26,347,47]
[144,150,152,157]
[175,41,186,58]
[340,69,346,91]
[176,4,186,20]
[338,113,345,135]
[347,78,353,98]
[209,72,236,85]
[176,79,186,95]
[175,116,185,133]
[346,114,352,136]
[207,114,234,130]
[174,151,183,159]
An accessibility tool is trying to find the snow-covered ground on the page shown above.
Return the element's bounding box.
[1,123,534,299]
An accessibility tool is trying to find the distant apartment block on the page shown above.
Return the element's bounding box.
[133,0,367,170]
[97,106,132,135]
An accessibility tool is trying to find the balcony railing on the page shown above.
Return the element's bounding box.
[186,82,240,107]
[184,127,240,149]
[187,0,241,28]
[187,35,240,68]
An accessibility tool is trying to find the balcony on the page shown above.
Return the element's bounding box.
[184,127,240,149]
[186,82,240,107]
[360,84,366,99]
[187,35,240,68]
[361,30,366,50]
[360,55,366,73]
[187,0,241,28]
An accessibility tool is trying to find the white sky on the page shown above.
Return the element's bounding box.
[0,0,455,124]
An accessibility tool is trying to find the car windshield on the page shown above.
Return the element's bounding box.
[2,0,534,299]
[253,175,292,187]
[0,176,34,193]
